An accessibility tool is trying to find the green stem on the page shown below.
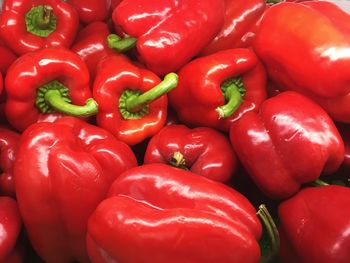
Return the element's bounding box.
[26,5,57,37]
[216,79,245,119]
[257,204,280,263]
[310,179,330,187]
[127,73,178,112]
[44,90,98,117]
[36,5,53,29]
[266,0,282,4]
[107,34,137,53]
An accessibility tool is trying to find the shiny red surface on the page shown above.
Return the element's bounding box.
[230,91,344,199]
[144,124,237,182]
[113,0,225,76]
[87,164,262,263]
[278,185,350,263]
[0,0,79,55]
[14,117,137,263]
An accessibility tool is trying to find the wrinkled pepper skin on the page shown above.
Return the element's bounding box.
[66,0,111,24]
[0,197,22,263]
[230,91,344,199]
[144,124,237,183]
[253,1,350,123]
[0,127,20,197]
[5,48,95,131]
[112,0,225,76]
[169,49,266,132]
[200,0,267,56]
[278,185,350,263]
[0,0,79,55]
[93,55,174,145]
[87,163,262,263]
[14,117,137,263]
[71,22,114,81]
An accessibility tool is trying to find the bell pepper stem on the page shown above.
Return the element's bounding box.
[310,179,330,187]
[26,5,57,37]
[44,90,98,117]
[107,34,137,53]
[36,5,53,29]
[126,73,179,113]
[266,0,282,4]
[257,204,280,263]
[216,82,243,119]
[169,151,189,170]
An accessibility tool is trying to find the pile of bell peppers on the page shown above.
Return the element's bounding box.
[0,0,350,262]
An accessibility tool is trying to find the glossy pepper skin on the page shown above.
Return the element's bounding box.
[5,48,98,132]
[14,116,137,263]
[0,0,79,55]
[200,0,267,56]
[0,127,20,197]
[112,0,225,76]
[230,91,344,199]
[144,124,237,183]
[0,197,22,263]
[93,54,178,145]
[253,1,350,123]
[278,185,350,263]
[87,163,262,263]
[71,22,114,81]
[66,0,111,25]
[169,48,267,132]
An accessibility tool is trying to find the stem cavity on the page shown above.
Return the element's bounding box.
[26,5,57,37]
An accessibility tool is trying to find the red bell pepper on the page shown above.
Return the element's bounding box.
[230,91,344,199]
[0,0,79,55]
[0,197,22,263]
[0,44,17,76]
[253,1,350,123]
[93,54,178,145]
[111,0,123,10]
[144,124,237,183]
[169,48,267,132]
[278,185,350,263]
[66,0,111,25]
[0,126,20,197]
[71,22,114,81]
[4,47,98,132]
[14,116,137,263]
[110,0,225,76]
[87,164,279,263]
[200,0,267,56]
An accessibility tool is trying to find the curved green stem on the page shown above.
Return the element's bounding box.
[107,34,137,53]
[216,78,245,119]
[44,90,98,117]
[124,73,178,115]
[257,204,280,263]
